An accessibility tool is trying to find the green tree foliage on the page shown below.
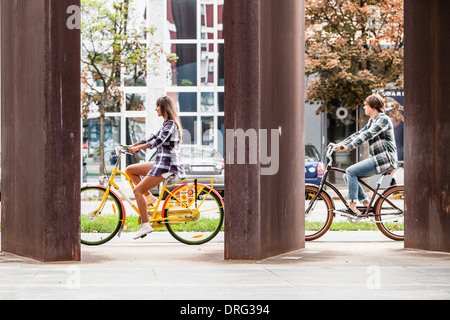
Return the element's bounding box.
[81,0,164,175]
[305,0,404,115]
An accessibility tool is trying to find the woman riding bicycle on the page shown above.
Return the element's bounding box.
[332,94,398,218]
[126,95,186,239]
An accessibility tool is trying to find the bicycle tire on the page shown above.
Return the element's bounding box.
[305,185,334,241]
[80,186,124,246]
[162,183,224,245]
[374,185,405,241]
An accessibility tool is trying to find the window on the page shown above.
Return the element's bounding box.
[82,0,226,184]
[167,0,197,40]
[168,43,197,86]
[168,92,197,112]
[166,0,225,156]
[82,0,150,182]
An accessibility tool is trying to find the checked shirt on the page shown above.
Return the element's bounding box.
[139,120,186,179]
[343,113,398,174]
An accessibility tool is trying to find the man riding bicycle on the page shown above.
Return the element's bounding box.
[331,94,398,218]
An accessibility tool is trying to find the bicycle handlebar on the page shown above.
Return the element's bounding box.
[326,144,336,161]
[325,143,347,164]
[116,145,134,156]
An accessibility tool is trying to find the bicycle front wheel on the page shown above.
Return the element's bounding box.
[374,185,405,241]
[162,184,224,245]
[80,186,124,246]
[305,185,334,241]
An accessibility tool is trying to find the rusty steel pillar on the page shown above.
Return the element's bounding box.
[224,0,305,260]
[404,1,450,252]
[1,0,81,261]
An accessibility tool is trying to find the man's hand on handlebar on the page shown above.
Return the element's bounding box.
[329,143,348,151]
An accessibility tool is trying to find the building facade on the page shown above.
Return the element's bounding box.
[82,0,224,179]
[82,0,404,186]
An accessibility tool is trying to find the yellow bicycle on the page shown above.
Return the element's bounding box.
[80,146,224,246]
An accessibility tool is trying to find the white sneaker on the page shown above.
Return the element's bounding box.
[134,223,154,240]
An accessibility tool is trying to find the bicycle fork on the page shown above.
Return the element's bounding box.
[108,184,135,238]
[305,184,327,216]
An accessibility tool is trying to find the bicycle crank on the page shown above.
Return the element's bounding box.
[87,209,99,221]
[347,216,364,224]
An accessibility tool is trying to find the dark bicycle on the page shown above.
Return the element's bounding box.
[305,144,405,241]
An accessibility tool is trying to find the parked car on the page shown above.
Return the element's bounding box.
[150,145,224,197]
[390,162,404,186]
[305,144,324,185]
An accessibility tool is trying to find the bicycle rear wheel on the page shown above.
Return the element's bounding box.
[374,185,405,241]
[80,186,124,246]
[305,185,334,241]
[162,184,224,245]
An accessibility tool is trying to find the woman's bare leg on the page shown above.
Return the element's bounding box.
[125,162,154,185]
[133,175,165,223]
[125,162,155,198]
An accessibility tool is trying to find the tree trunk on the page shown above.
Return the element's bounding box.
[99,95,106,176]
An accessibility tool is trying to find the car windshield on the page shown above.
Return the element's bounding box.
[181,146,222,159]
[305,146,320,162]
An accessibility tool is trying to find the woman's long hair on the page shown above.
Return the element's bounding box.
[157,95,183,142]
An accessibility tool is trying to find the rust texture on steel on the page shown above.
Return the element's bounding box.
[404,0,450,252]
[1,0,81,262]
[224,0,305,260]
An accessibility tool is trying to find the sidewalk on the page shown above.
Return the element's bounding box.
[1,231,450,301]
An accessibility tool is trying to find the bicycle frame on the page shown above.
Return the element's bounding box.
[147,177,221,228]
[308,145,402,219]
[92,146,221,233]
[317,167,378,215]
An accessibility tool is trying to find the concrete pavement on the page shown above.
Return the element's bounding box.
[1,231,450,301]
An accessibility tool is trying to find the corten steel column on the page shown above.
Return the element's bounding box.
[224,0,305,260]
[404,1,450,252]
[1,0,81,261]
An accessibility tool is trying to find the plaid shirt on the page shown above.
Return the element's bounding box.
[139,120,186,179]
[343,113,398,173]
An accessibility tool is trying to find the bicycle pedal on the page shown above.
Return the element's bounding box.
[347,217,363,224]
